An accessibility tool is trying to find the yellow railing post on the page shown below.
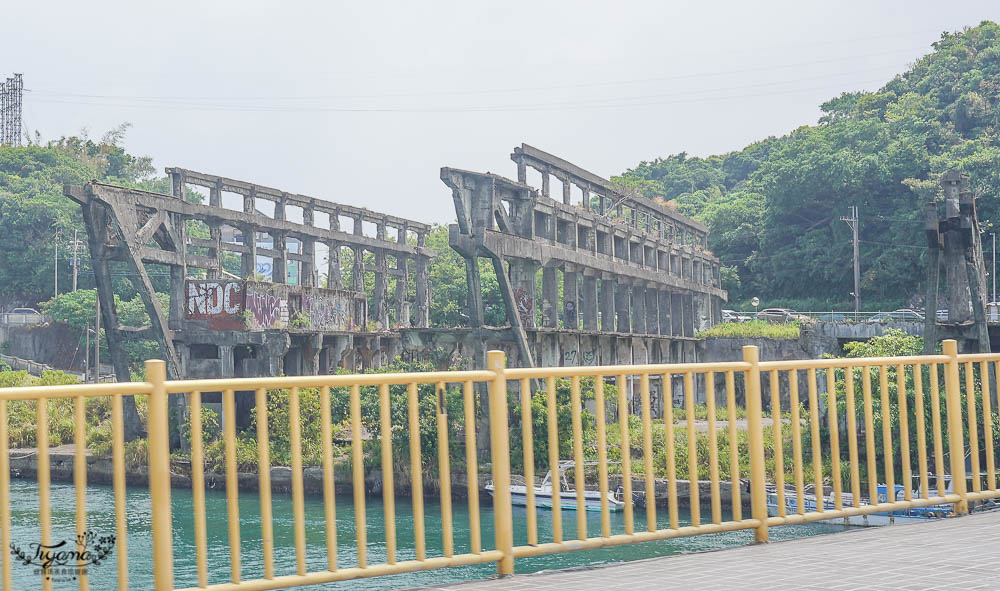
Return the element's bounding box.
[743,345,768,543]
[942,340,969,514]
[487,350,514,576]
[146,359,174,590]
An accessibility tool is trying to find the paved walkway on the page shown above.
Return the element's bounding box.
[429,511,1000,591]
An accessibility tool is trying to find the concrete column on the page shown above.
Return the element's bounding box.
[243,187,256,215]
[563,265,579,329]
[581,187,590,210]
[517,160,526,183]
[541,171,550,197]
[374,249,388,328]
[394,255,409,327]
[302,239,316,286]
[209,180,221,208]
[562,177,571,205]
[683,294,695,337]
[327,241,343,289]
[241,224,257,280]
[582,273,598,331]
[272,232,287,284]
[208,221,222,280]
[616,282,631,333]
[658,291,672,335]
[645,286,659,334]
[671,291,683,336]
[600,276,616,331]
[542,266,559,328]
[510,261,539,328]
[351,247,364,292]
[414,257,430,327]
[632,283,646,334]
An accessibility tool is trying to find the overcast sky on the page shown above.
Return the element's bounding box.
[4,1,999,225]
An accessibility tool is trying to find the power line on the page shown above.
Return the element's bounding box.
[28,77,895,115]
[26,46,925,104]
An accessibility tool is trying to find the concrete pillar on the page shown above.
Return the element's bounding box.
[374,249,388,328]
[510,261,539,328]
[671,291,683,336]
[394,255,409,327]
[302,239,316,286]
[645,286,659,334]
[241,224,257,280]
[327,241,343,289]
[414,257,430,327]
[351,247,364,292]
[658,291,671,335]
[272,233,286,284]
[582,273,598,331]
[632,283,646,334]
[683,294,695,337]
[616,282,631,333]
[562,177,571,205]
[209,180,221,207]
[542,266,559,328]
[600,276,616,332]
[541,171,550,197]
[563,266,579,329]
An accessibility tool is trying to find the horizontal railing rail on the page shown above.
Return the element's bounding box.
[0,340,997,590]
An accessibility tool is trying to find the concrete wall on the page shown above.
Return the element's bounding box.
[0,322,83,371]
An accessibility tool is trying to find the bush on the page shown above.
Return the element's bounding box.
[696,320,799,339]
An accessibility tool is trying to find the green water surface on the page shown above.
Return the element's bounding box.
[4,479,855,590]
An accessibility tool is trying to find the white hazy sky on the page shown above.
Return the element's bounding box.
[4,1,999,225]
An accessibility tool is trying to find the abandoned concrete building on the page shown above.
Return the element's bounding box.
[64,143,725,387]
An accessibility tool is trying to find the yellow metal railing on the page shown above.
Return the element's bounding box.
[0,340,999,590]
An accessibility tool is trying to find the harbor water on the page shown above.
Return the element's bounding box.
[5,479,855,590]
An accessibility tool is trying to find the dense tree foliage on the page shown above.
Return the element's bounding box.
[617,22,1000,311]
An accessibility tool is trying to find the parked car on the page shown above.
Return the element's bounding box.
[9,307,40,316]
[721,309,752,323]
[866,308,925,323]
[755,308,808,323]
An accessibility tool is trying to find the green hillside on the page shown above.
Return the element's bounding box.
[617,21,1000,311]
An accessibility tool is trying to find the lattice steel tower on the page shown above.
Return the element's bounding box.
[0,73,23,146]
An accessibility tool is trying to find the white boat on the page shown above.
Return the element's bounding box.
[486,461,626,512]
[766,476,955,526]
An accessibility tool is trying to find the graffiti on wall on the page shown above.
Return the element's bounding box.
[513,288,533,327]
[185,280,361,332]
[186,281,244,318]
[245,284,288,330]
[303,292,354,331]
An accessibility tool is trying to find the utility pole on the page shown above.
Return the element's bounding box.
[95,297,101,382]
[841,206,860,314]
[54,232,59,298]
[71,230,80,292]
[992,232,996,303]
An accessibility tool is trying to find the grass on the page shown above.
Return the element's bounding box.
[696,320,800,339]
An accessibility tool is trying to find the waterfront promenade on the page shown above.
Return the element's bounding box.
[430,511,1000,591]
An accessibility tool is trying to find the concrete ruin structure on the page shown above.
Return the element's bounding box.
[439,144,726,370]
[923,170,992,354]
[65,144,726,388]
[65,169,433,381]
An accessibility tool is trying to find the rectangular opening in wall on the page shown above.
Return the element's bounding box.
[285,204,304,224]
[406,229,419,246]
[572,185,586,209]
[361,220,378,239]
[576,225,587,250]
[614,236,626,261]
[221,190,244,211]
[190,344,220,359]
[313,210,330,230]
[551,176,566,203]
[596,231,609,255]
[256,199,276,219]
[533,211,550,240]
[338,215,355,234]
[185,184,210,204]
